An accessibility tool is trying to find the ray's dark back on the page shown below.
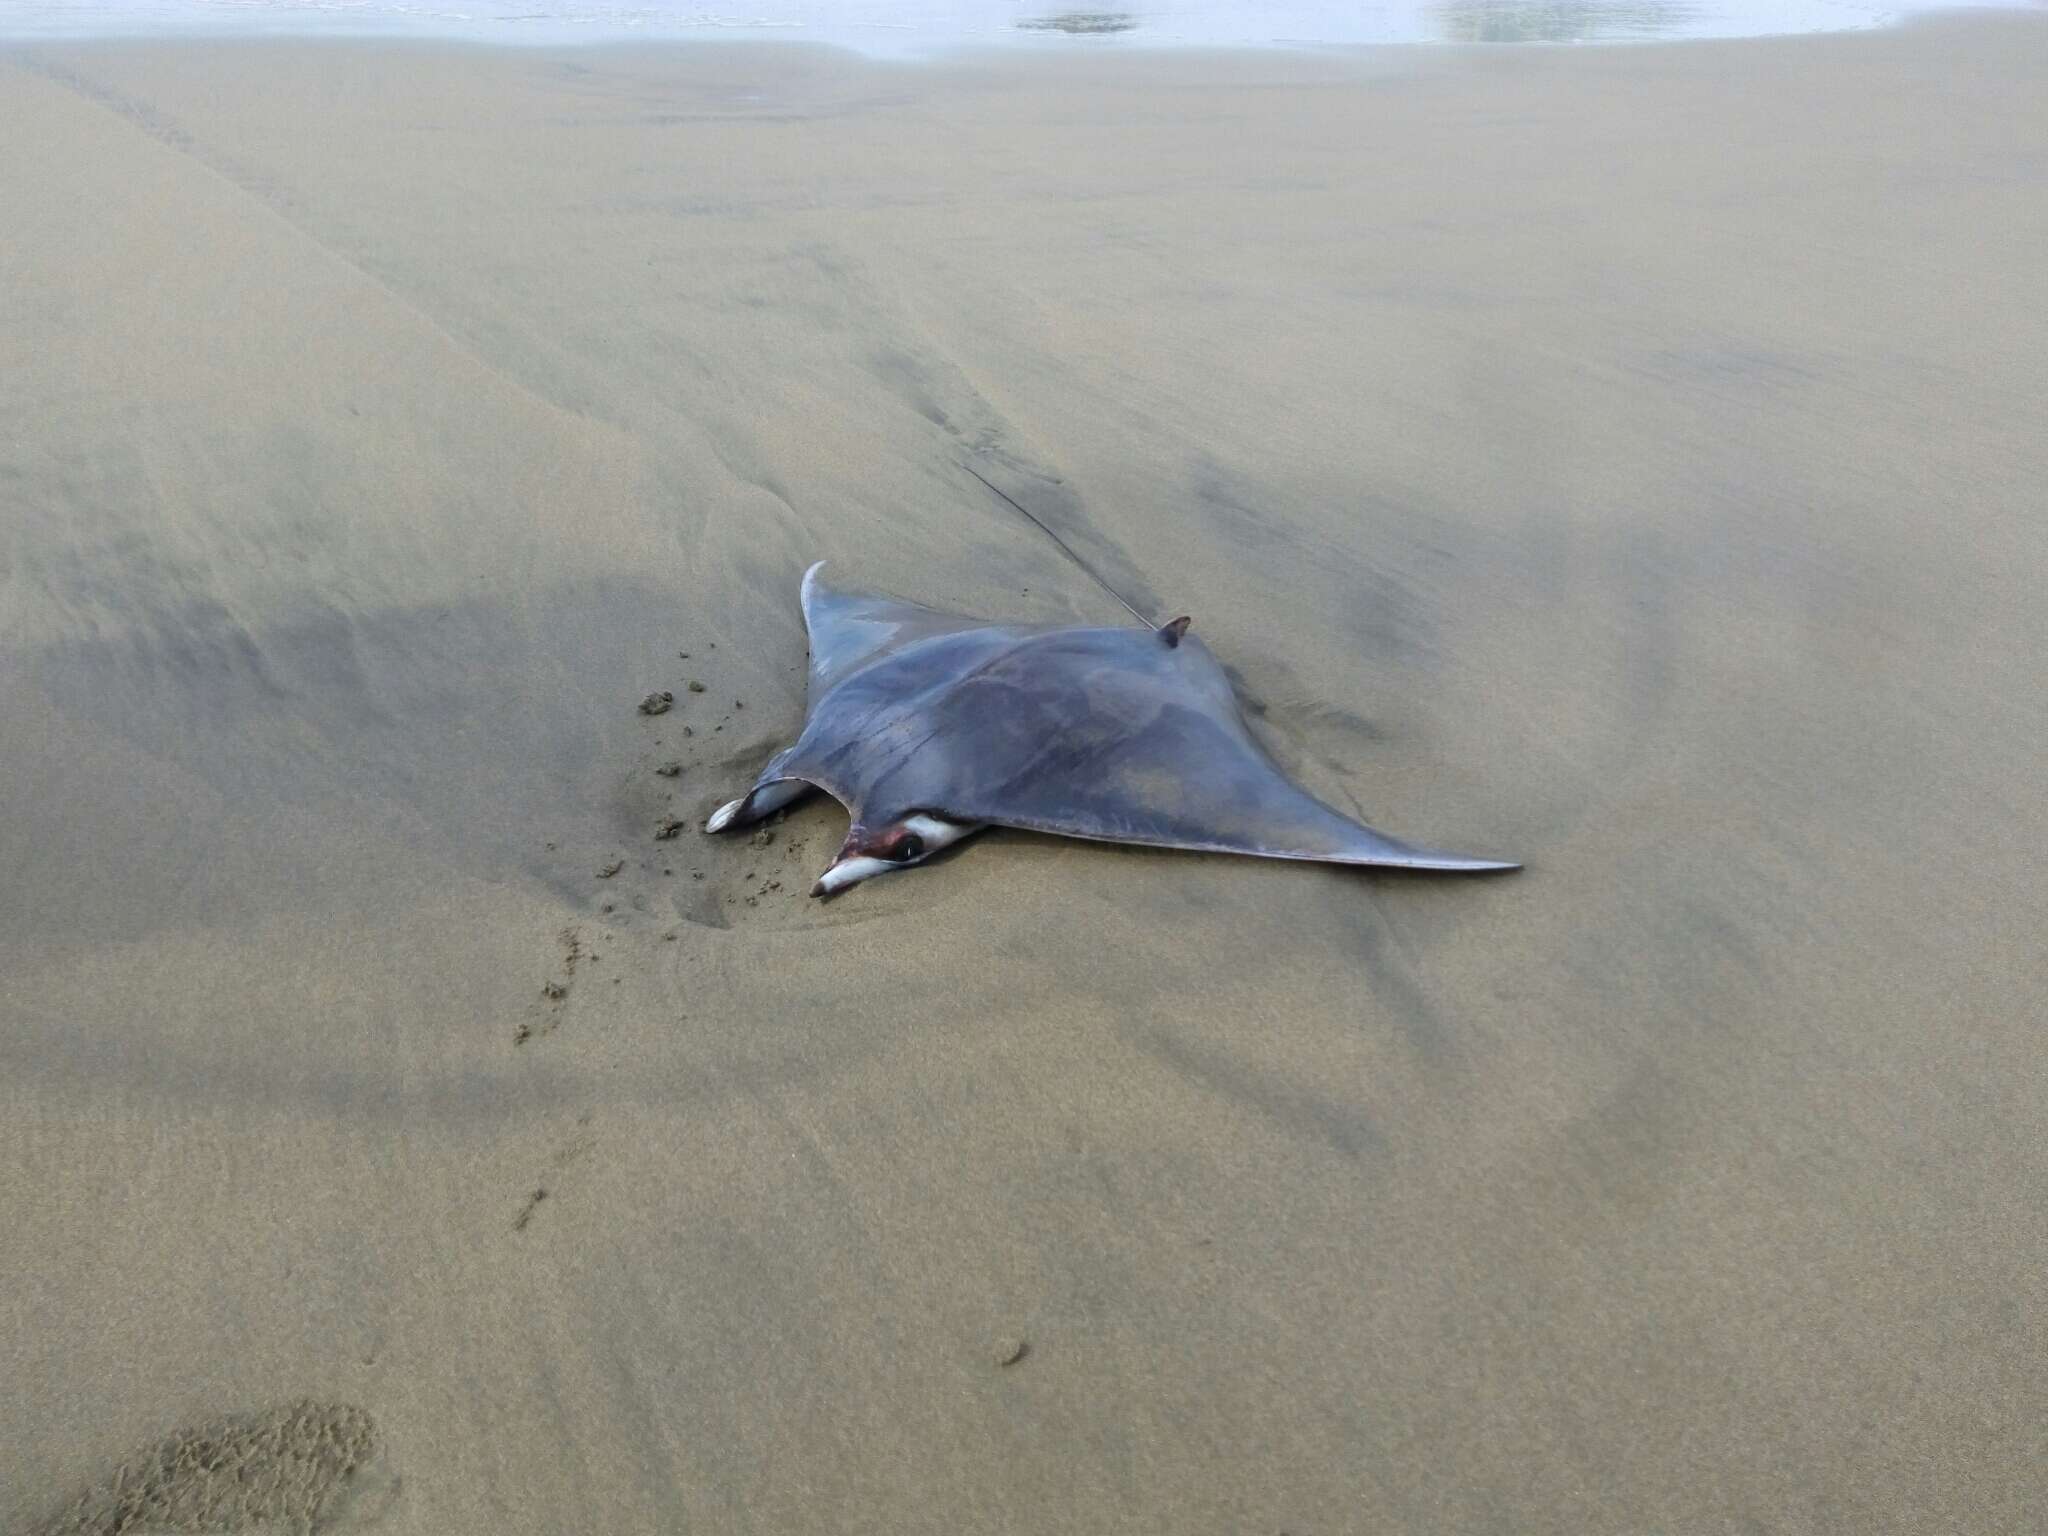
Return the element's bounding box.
[793,626,1370,855]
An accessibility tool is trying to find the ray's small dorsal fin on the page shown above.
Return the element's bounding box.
[1160,616,1192,648]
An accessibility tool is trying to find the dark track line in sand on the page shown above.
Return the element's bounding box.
[11,52,603,434]
[786,241,1167,625]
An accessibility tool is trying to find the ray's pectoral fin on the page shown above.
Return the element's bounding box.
[1159,615,1192,648]
[812,813,984,897]
[705,776,815,834]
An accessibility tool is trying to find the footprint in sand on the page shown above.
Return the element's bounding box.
[512,1116,597,1232]
[35,1400,398,1535]
[514,927,582,1045]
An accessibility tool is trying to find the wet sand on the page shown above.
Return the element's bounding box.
[3,19,2045,1533]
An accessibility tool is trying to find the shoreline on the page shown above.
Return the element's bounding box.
[4,0,2040,59]
[6,5,2039,66]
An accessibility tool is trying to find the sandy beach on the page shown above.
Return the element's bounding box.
[4,17,2045,1532]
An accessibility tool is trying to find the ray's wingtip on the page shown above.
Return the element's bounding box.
[1391,851,1523,874]
[1436,855,1522,874]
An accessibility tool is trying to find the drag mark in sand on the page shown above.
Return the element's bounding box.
[788,240,1161,618]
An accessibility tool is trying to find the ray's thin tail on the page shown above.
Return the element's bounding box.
[960,463,1157,630]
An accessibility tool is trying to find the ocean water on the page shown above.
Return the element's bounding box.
[3,0,2038,54]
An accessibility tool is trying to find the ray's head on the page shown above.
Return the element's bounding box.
[811,813,977,897]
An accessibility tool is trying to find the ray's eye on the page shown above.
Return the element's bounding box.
[896,835,925,863]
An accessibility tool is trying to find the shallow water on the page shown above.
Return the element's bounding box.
[7,0,2040,52]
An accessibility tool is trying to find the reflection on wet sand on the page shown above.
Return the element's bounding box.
[1017,11,1139,35]
[1437,0,1697,42]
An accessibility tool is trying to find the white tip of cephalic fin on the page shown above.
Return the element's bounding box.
[809,816,984,897]
[811,855,891,898]
[705,797,745,834]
